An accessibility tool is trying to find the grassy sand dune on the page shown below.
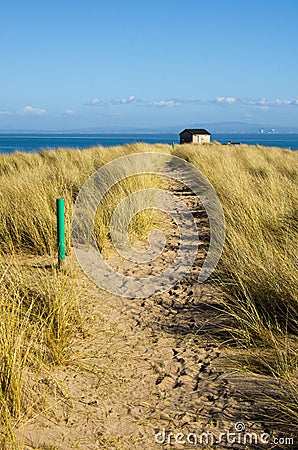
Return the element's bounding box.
[174,143,298,358]
[0,142,297,448]
[0,144,165,255]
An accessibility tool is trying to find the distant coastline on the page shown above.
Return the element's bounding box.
[1,132,298,153]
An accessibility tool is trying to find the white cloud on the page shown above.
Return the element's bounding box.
[257,98,268,106]
[245,99,256,105]
[211,96,298,108]
[214,96,237,104]
[156,100,180,107]
[86,97,102,105]
[254,98,294,107]
[23,105,46,115]
[87,95,139,106]
[147,99,183,108]
[118,95,137,104]
[143,98,198,107]
[0,110,12,116]
[65,109,75,115]
[274,99,292,106]
[87,95,284,109]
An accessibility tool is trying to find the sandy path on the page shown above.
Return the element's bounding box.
[19,181,294,449]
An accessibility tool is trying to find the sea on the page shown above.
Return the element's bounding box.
[0,132,298,154]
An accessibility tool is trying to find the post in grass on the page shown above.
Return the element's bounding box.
[56,198,66,268]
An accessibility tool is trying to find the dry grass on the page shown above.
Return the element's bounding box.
[0,143,168,447]
[0,144,166,255]
[0,257,83,448]
[174,142,298,377]
[0,141,297,445]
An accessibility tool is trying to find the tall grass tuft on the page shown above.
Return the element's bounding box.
[174,142,298,377]
[0,144,166,256]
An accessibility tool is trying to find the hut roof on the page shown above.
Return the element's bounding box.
[179,128,211,135]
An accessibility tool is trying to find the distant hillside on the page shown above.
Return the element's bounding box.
[1,122,298,134]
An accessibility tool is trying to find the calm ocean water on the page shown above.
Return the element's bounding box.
[0,133,298,154]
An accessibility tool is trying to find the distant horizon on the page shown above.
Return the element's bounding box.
[1,121,298,135]
[2,129,298,154]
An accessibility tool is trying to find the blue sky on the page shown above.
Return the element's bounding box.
[1,0,298,131]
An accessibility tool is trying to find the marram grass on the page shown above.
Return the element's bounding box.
[0,142,297,445]
[174,143,298,388]
[174,143,297,336]
[0,144,166,255]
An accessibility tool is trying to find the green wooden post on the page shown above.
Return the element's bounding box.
[56,198,66,266]
[172,141,175,150]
